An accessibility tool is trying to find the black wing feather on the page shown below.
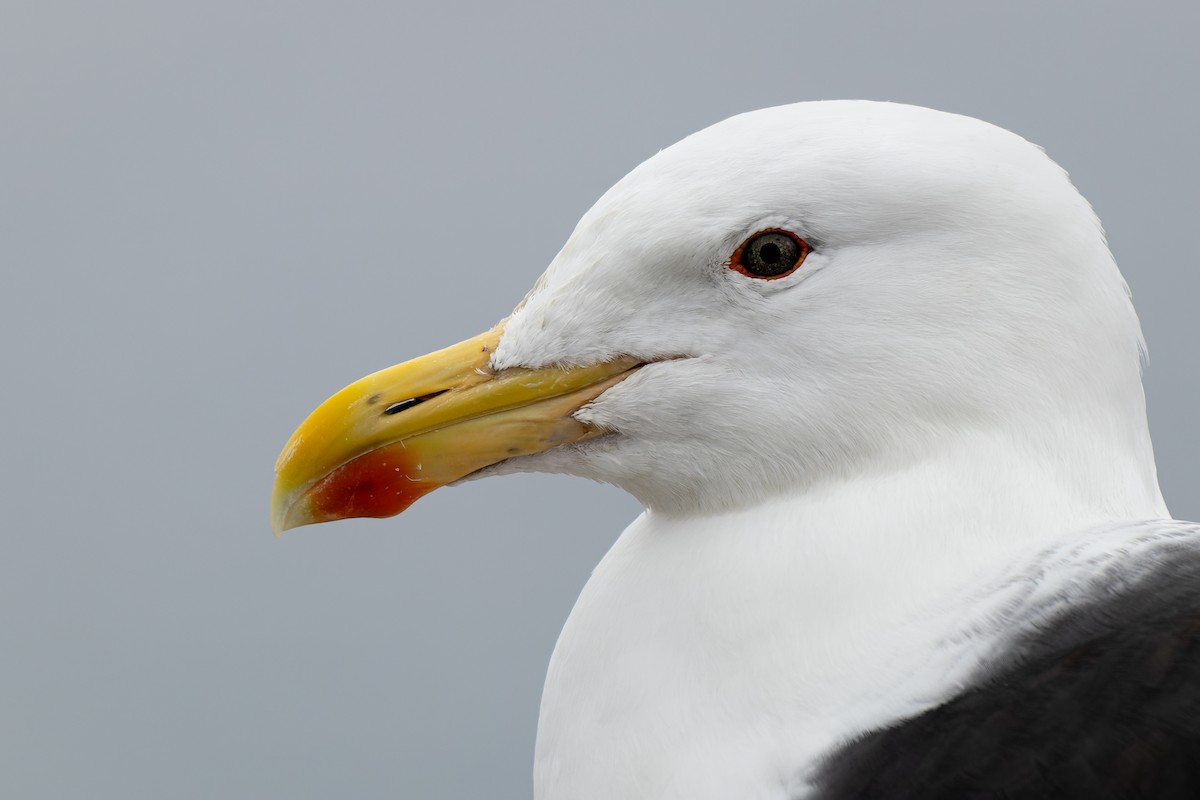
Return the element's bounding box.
[817,544,1200,799]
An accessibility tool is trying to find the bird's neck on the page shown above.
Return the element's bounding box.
[534,428,1167,800]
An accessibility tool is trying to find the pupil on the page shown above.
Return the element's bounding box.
[760,242,781,262]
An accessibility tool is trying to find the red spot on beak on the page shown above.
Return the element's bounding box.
[302,444,436,523]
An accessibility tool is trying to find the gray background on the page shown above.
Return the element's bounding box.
[2,1,1197,797]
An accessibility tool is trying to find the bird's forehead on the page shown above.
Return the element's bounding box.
[517,101,1065,314]
[555,102,1047,260]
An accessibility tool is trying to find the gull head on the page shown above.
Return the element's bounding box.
[273,101,1158,530]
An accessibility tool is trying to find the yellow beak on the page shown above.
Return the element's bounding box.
[270,325,640,534]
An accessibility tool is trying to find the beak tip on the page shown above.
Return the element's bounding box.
[271,506,312,537]
[270,508,289,538]
[270,482,311,537]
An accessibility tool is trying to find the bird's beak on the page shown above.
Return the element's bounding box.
[270,325,640,534]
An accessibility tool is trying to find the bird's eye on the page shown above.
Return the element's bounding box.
[730,229,809,279]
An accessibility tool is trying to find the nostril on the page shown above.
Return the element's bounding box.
[383,390,448,416]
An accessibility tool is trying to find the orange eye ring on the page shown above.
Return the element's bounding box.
[730,228,810,280]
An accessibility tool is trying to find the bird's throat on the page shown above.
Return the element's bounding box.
[533,431,1161,799]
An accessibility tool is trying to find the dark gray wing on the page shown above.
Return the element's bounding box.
[815,523,1200,799]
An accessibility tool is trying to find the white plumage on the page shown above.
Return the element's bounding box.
[480,101,1174,798]
[276,100,1198,799]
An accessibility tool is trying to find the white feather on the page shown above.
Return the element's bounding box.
[480,101,1170,799]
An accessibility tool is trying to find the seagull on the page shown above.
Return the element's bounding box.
[270,101,1200,799]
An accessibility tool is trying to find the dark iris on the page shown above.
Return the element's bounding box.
[741,232,803,278]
